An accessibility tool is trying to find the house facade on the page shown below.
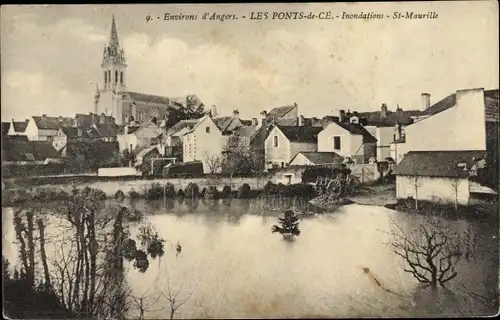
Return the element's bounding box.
[317,121,377,164]
[116,121,162,154]
[24,115,74,141]
[398,88,496,158]
[264,125,322,169]
[393,150,487,205]
[182,115,225,173]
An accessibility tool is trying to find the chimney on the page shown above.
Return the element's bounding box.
[77,127,83,137]
[421,93,431,111]
[260,110,268,126]
[381,103,388,118]
[297,115,305,126]
[252,118,258,126]
[100,113,105,124]
[233,109,240,119]
[58,116,63,122]
[73,116,79,128]
[339,109,346,122]
[211,105,218,118]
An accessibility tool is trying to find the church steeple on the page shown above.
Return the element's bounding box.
[101,15,127,90]
[109,15,120,49]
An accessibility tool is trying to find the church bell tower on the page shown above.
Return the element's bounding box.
[97,15,127,124]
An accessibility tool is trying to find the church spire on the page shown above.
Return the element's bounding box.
[109,15,120,48]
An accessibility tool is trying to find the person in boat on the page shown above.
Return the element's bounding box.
[176,242,182,255]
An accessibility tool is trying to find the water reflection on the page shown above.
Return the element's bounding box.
[2,198,498,319]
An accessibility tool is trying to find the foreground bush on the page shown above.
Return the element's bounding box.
[205,186,219,199]
[184,182,200,198]
[128,189,141,199]
[164,182,176,198]
[238,183,251,199]
[145,183,164,200]
[221,185,232,198]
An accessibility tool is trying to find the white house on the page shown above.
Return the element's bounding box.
[24,115,73,141]
[317,121,377,164]
[182,115,225,174]
[116,121,162,154]
[393,150,488,205]
[397,88,497,160]
[264,125,323,169]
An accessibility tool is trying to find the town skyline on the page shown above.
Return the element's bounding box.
[1,2,499,121]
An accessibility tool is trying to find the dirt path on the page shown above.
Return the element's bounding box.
[347,183,396,207]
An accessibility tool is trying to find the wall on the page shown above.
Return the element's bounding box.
[264,127,291,168]
[405,88,486,154]
[117,133,138,153]
[318,122,352,156]
[390,142,407,165]
[24,117,39,141]
[289,153,314,166]
[376,126,394,160]
[347,163,379,183]
[183,116,224,174]
[289,142,317,163]
[396,175,470,205]
[98,167,141,177]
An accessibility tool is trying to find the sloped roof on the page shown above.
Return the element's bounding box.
[3,140,59,162]
[334,122,378,143]
[166,119,199,136]
[421,93,456,117]
[357,109,422,127]
[117,125,140,135]
[213,116,235,132]
[267,105,296,119]
[291,151,343,165]
[122,91,171,105]
[12,120,29,132]
[61,127,101,139]
[392,150,486,178]
[33,116,73,130]
[276,125,323,143]
[2,122,10,135]
[75,113,114,128]
[93,123,118,137]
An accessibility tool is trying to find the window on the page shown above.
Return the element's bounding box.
[104,71,107,84]
[120,72,123,84]
[206,126,210,133]
[115,70,118,83]
[333,136,341,150]
[25,153,35,161]
[273,136,278,147]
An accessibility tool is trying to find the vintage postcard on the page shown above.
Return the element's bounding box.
[1,1,499,319]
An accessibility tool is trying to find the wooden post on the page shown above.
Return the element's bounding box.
[361,168,365,183]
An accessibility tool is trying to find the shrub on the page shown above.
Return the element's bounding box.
[91,188,107,201]
[115,190,125,200]
[164,182,176,198]
[238,183,251,199]
[184,182,200,198]
[264,181,277,195]
[177,189,186,198]
[205,186,219,199]
[145,183,164,200]
[128,189,141,199]
[200,187,207,198]
[221,185,232,198]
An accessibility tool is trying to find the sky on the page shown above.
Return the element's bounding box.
[1,2,498,121]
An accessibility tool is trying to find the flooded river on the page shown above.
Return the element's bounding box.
[2,198,498,318]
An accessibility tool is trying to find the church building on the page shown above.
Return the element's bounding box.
[94,15,204,126]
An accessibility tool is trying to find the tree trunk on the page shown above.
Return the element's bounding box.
[37,219,51,288]
[26,211,36,287]
[13,216,29,283]
[88,211,97,314]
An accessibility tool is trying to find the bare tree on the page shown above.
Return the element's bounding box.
[411,176,423,209]
[450,178,460,210]
[387,216,469,291]
[203,151,222,174]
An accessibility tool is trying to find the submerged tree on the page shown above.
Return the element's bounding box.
[387,216,470,291]
[272,210,301,240]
